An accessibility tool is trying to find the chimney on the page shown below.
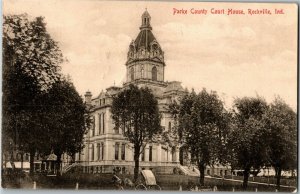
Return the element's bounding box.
[84,91,92,105]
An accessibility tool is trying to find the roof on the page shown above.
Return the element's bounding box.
[134,29,158,51]
[142,10,151,18]
[164,81,185,93]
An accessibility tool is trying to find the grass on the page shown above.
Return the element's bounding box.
[2,172,297,192]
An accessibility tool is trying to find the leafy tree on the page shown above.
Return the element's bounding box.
[2,14,63,174]
[43,79,89,175]
[228,96,268,190]
[177,89,229,185]
[111,84,161,182]
[263,97,297,190]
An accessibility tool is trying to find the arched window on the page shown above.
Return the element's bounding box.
[130,67,134,81]
[152,66,157,81]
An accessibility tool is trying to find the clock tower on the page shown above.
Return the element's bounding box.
[125,10,166,87]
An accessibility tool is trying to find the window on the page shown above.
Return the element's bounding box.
[103,98,105,105]
[78,151,81,161]
[91,116,95,136]
[115,127,119,134]
[168,122,171,131]
[115,143,119,160]
[97,143,101,160]
[149,146,152,162]
[102,113,105,134]
[121,144,126,160]
[98,114,101,134]
[172,147,176,162]
[122,125,125,134]
[122,167,126,174]
[141,150,145,161]
[91,144,94,161]
[141,66,144,78]
[101,143,104,160]
[130,67,134,81]
[152,66,157,81]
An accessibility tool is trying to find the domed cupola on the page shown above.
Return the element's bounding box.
[126,9,164,63]
[125,10,166,85]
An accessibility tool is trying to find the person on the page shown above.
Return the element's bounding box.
[112,174,123,190]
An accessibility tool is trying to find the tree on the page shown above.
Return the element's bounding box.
[176,89,229,186]
[111,84,161,182]
[2,14,63,174]
[228,96,268,190]
[263,97,297,190]
[43,79,89,175]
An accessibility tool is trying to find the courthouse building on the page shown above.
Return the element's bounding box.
[74,10,229,176]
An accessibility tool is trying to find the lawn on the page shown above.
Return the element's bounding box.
[2,172,297,192]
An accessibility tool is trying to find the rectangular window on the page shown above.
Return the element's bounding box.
[101,143,104,160]
[149,146,152,162]
[102,113,105,134]
[141,150,145,161]
[97,143,101,160]
[78,151,81,161]
[91,116,95,136]
[91,144,94,161]
[121,144,125,160]
[115,143,119,160]
[99,113,101,134]
[115,127,119,134]
[122,125,125,134]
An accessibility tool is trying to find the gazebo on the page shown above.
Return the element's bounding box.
[42,153,57,176]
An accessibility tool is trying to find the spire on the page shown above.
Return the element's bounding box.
[140,9,152,30]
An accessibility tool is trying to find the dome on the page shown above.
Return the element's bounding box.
[134,30,159,51]
[126,10,165,64]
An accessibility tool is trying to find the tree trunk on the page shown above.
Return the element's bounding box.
[133,150,140,183]
[242,168,250,190]
[56,153,62,176]
[198,162,205,186]
[276,167,282,191]
[29,149,35,176]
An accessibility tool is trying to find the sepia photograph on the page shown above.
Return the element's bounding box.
[1,0,298,192]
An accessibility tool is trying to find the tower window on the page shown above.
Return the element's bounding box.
[141,66,144,78]
[168,122,171,131]
[152,66,157,81]
[130,67,134,81]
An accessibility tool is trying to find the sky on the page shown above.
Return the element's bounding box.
[3,0,298,109]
